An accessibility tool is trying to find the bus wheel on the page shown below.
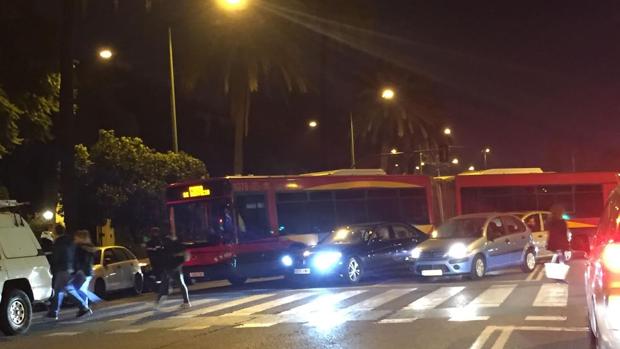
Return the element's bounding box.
[227,275,247,286]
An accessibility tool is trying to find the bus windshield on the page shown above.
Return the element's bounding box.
[436,218,486,239]
[172,199,235,245]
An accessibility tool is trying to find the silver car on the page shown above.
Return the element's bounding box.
[409,213,537,279]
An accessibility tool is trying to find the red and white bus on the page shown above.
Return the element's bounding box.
[166,169,435,284]
[452,169,619,251]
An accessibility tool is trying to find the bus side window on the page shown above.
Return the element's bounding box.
[235,194,272,242]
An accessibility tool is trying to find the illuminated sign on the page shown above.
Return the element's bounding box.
[182,185,211,199]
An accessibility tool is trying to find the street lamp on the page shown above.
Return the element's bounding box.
[468,165,475,171]
[443,127,452,136]
[390,148,398,155]
[482,147,491,169]
[451,158,459,165]
[42,210,54,221]
[216,0,248,11]
[308,120,318,128]
[98,48,113,60]
[381,88,395,100]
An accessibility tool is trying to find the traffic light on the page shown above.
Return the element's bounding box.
[439,144,449,163]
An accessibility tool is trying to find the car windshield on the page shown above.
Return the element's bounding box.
[322,227,367,244]
[435,218,486,239]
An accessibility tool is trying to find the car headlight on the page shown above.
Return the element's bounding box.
[281,255,293,267]
[303,250,311,257]
[447,243,468,259]
[410,247,422,259]
[313,251,342,271]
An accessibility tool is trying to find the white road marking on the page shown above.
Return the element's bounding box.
[467,284,516,307]
[224,292,315,316]
[109,328,145,334]
[110,298,216,321]
[405,286,465,310]
[470,325,588,349]
[345,288,415,311]
[236,322,278,328]
[449,315,490,322]
[378,317,418,324]
[469,326,498,349]
[525,315,567,321]
[535,266,545,281]
[512,325,588,332]
[281,290,366,315]
[45,332,80,337]
[533,283,568,307]
[526,265,542,281]
[173,294,274,318]
[171,325,212,331]
[491,327,514,349]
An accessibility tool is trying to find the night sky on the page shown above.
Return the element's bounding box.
[3,0,620,206]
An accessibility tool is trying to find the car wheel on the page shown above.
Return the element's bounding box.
[227,275,248,286]
[132,273,144,295]
[0,289,32,336]
[470,255,486,279]
[521,249,537,273]
[346,257,364,284]
[94,278,106,299]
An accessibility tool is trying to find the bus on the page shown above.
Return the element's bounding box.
[452,169,619,252]
[166,169,435,284]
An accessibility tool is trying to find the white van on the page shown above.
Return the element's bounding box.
[0,208,53,335]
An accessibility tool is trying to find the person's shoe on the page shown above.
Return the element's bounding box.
[179,302,191,310]
[46,312,59,320]
[76,308,92,318]
[154,296,167,311]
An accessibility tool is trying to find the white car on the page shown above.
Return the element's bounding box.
[512,211,553,258]
[0,206,53,335]
[90,246,144,298]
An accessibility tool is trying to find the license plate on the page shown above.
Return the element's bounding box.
[189,272,205,278]
[294,268,311,275]
[421,269,443,276]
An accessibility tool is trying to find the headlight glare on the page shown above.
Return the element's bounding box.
[410,247,422,259]
[313,251,342,271]
[281,255,293,267]
[447,243,468,259]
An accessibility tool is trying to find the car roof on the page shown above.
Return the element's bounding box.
[509,210,550,216]
[95,245,128,251]
[450,212,519,219]
[338,222,409,229]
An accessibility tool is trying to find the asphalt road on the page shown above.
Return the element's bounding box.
[2,261,593,349]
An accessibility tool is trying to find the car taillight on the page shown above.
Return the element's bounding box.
[602,243,620,273]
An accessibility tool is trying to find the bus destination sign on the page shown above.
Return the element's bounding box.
[182,185,211,199]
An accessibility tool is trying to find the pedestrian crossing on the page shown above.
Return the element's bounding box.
[35,280,577,336]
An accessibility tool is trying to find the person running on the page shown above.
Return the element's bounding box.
[153,230,190,310]
[73,230,102,307]
[547,204,571,263]
[47,228,91,319]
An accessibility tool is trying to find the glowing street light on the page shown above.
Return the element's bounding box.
[443,127,452,136]
[308,120,318,128]
[381,88,395,100]
[216,0,248,11]
[484,147,491,153]
[482,147,491,169]
[468,165,475,171]
[395,163,400,168]
[42,210,54,221]
[451,158,459,165]
[390,148,398,155]
[98,48,113,60]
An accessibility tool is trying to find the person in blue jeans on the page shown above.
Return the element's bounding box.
[73,230,101,307]
[47,228,92,319]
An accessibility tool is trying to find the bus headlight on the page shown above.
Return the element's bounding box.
[281,255,293,267]
[313,251,342,271]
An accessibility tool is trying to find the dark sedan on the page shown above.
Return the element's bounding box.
[281,222,428,284]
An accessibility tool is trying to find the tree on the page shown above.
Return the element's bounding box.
[355,73,448,172]
[74,130,207,242]
[182,1,307,174]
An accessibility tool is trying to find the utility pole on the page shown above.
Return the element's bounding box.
[168,27,179,153]
[350,112,356,168]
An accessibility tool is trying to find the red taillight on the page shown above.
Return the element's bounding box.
[602,243,620,273]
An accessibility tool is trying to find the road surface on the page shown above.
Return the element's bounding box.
[2,261,593,349]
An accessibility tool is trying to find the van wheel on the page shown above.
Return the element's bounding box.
[0,289,32,335]
[346,257,364,284]
[94,279,107,299]
[521,250,537,273]
[132,274,144,295]
[469,255,486,279]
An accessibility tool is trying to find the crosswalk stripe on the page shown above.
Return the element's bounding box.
[525,315,567,321]
[281,290,367,315]
[46,332,80,337]
[346,288,415,311]
[172,325,212,331]
[174,294,275,318]
[405,286,464,310]
[109,328,145,334]
[109,298,216,321]
[378,317,418,324]
[467,284,516,307]
[224,292,316,316]
[533,283,568,307]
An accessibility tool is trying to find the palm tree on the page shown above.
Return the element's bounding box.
[355,73,448,172]
[182,1,307,175]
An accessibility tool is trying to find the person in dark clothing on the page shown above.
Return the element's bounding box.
[73,230,101,307]
[47,228,91,319]
[146,227,164,280]
[547,204,571,263]
[153,231,190,310]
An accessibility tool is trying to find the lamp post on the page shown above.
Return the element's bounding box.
[482,147,491,169]
[443,127,452,136]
